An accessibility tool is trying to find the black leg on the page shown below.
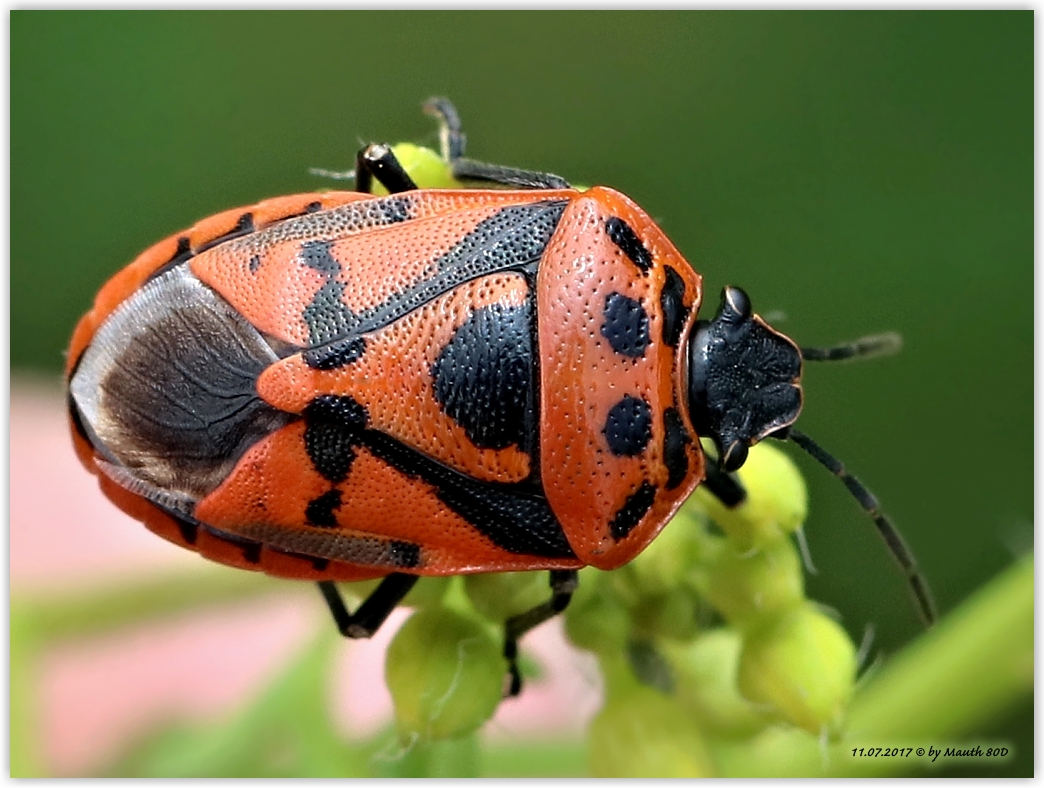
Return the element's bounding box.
[702,456,747,508]
[423,96,466,162]
[354,143,420,195]
[450,158,573,190]
[503,569,579,697]
[423,96,572,190]
[319,574,419,639]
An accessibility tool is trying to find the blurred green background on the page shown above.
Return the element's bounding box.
[12,10,1031,774]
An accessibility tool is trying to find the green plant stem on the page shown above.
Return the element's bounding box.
[715,554,1033,776]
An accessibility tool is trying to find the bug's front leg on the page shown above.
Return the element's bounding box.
[702,458,748,508]
[502,569,580,697]
[353,144,420,195]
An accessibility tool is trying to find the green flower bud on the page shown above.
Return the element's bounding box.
[463,571,549,623]
[385,608,504,742]
[563,571,632,655]
[665,628,775,738]
[695,441,808,551]
[737,603,857,736]
[619,510,706,597]
[629,588,701,642]
[695,536,805,627]
[588,683,717,777]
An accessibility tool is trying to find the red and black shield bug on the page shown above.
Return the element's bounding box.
[66,98,935,696]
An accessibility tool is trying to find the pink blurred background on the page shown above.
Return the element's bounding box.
[12,377,601,775]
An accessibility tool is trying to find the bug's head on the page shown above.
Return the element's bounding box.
[687,286,803,472]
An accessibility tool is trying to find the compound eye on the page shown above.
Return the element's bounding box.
[721,440,749,472]
[722,286,751,321]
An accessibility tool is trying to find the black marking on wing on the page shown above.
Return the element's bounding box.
[295,388,573,558]
[431,303,533,451]
[302,200,568,369]
[306,489,343,527]
[303,395,368,483]
[361,430,575,559]
[304,336,366,371]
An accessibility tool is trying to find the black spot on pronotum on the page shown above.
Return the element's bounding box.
[660,266,689,348]
[310,557,331,571]
[609,482,657,541]
[305,200,323,213]
[605,216,653,273]
[663,407,691,489]
[303,395,368,483]
[431,303,533,451]
[603,395,653,456]
[601,293,650,358]
[249,254,263,273]
[389,540,422,569]
[306,489,343,528]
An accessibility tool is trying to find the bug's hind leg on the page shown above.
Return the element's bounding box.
[423,96,572,190]
[319,574,418,639]
[503,569,579,697]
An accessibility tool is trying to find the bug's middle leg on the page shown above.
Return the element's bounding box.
[354,143,420,195]
[502,569,579,697]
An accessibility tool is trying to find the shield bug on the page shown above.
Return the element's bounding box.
[66,98,934,696]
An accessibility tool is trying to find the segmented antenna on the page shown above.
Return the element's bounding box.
[801,332,902,362]
[787,428,936,626]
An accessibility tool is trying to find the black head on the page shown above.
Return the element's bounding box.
[687,286,803,472]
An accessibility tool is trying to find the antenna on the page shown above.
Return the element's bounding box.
[801,331,902,362]
[787,428,936,626]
